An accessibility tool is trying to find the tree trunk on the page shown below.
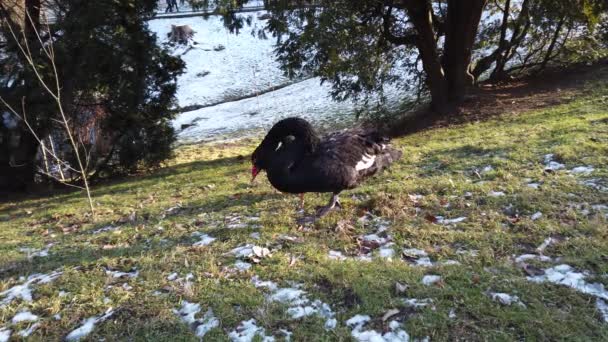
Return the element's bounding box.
[404,1,449,113]
[24,0,40,39]
[489,0,511,81]
[442,0,487,102]
[539,17,566,72]
[0,129,39,192]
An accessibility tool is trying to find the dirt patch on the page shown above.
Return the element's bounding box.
[388,62,608,137]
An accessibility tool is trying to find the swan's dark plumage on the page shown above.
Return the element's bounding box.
[252,117,401,217]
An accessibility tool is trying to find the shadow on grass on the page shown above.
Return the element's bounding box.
[0,155,249,216]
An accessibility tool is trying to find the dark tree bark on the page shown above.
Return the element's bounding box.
[442,0,487,102]
[403,1,450,113]
[539,16,566,71]
[24,0,41,39]
[0,130,39,192]
[472,0,531,81]
[489,0,511,81]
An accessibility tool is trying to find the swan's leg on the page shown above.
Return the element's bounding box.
[316,193,341,217]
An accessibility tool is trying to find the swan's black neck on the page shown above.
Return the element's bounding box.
[253,118,320,193]
[260,117,320,154]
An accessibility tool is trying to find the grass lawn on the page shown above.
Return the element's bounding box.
[1,74,607,341]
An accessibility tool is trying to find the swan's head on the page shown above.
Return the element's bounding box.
[250,146,265,182]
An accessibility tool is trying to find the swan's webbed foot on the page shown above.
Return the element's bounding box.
[296,193,341,225]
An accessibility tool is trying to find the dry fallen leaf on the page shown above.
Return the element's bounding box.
[382,308,401,322]
[424,213,438,223]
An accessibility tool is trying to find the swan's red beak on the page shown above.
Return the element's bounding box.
[251,166,260,182]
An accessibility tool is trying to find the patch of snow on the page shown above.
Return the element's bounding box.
[194,310,220,337]
[269,288,306,305]
[0,270,63,307]
[581,179,608,192]
[167,273,178,281]
[253,277,336,329]
[251,277,278,291]
[250,232,261,240]
[436,216,467,225]
[489,191,506,197]
[403,248,428,257]
[0,328,11,342]
[545,161,565,171]
[378,246,395,259]
[527,264,608,300]
[530,212,542,221]
[12,311,39,323]
[234,261,252,271]
[414,257,434,267]
[280,329,293,341]
[527,183,541,189]
[192,233,216,246]
[571,166,594,175]
[543,154,565,171]
[448,309,456,319]
[456,249,479,257]
[229,319,274,342]
[105,268,139,279]
[481,165,494,174]
[440,260,461,266]
[422,275,441,286]
[231,244,255,258]
[327,251,347,260]
[347,315,410,342]
[596,299,608,322]
[92,225,120,234]
[362,234,390,245]
[147,15,288,109]
[346,314,371,327]
[19,244,53,258]
[489,293,526,307]
[17,323,40,337]
[65,309,114,341]
[536,238,556,253]
[514,254,553,263]
[174,301,220,338]
[403,298,433,308]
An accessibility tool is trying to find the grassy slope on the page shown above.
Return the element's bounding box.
[0,79,607,341]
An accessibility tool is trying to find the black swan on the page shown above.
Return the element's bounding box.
[251,117,402,219]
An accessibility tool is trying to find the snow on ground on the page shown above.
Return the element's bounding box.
[229,319,275,342]
[346,315,410,342]
[19,244,53,258]
[489,293,526,307]
[17,323,40,337]
[252,276,337,330]
[192,232,216,246]
[174,301,219,338]
[0,271,63,307]
[65,309,114,341]
[148,14,287,109]
[148,13,404,143]
[527,264,608,300]
[11,311,39,323]
[172,77,368,143]
[422,275,441,286]
[0,328,11,342]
